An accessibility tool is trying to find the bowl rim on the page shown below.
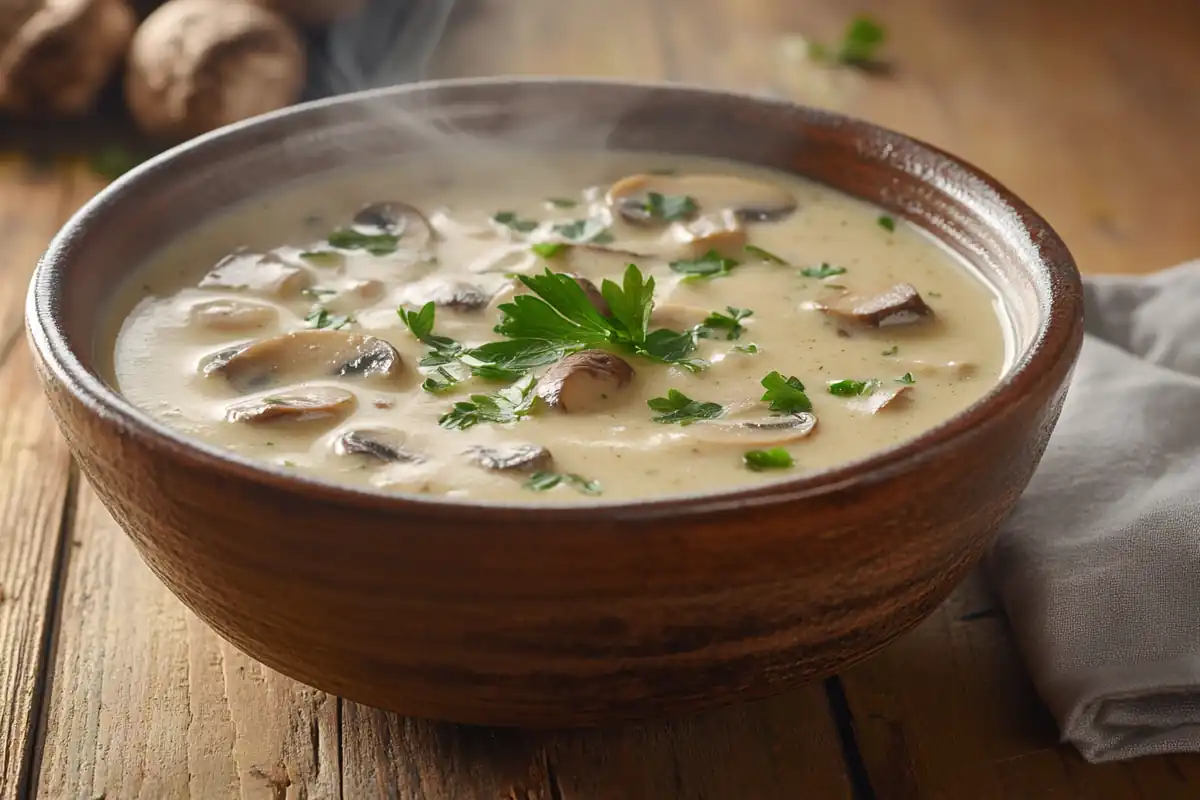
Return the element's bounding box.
[26,75,1083,521]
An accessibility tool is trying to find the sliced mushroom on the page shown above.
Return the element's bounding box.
[847,385,912,414]
[815,283,934,328]
[189,298,278,332]
[351,201,435,250]
[319,279,386,315]
[692,401,818,445]
[335,427,422,463]
[199,250,313,298]
[226,387,356,425]
[536,350,635,413]
[570,275,610,316]
[607,173,797,225]
[203,329,403,392]
[663,209,748,260]
[467,444,552,472]
[398,277,491,311]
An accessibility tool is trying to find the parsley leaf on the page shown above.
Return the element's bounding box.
[877,215,896,232]
[438,374,539,430]
[647,389,724,425]
[827,378,882,396]
[531,242,569,258]
[552,218,614,244]
[643,192,697,221]
[744,447,794,471]
[300,251,346,268]
[637,329,707,371]
[760,371,813,413]
[305,308,353,330]
[421,366,461,393]
[459,339,569,381]
[896,372,916,384]
[809,15,886,66]
[800,263,847,279]
[881,345,899,356]
[525,471,602,495]
[670,249,740,280]
[744,244,789,265]
[546,197,578,209]
[733,343,760,354]
[398,302,464,366]
[493,211,540,233]
[328,229,399,255]
[601,263,655,342]
[696,307,753,341]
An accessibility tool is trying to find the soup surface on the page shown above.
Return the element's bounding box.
[109,151,1010,503]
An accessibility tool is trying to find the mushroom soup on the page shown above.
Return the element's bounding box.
[107,151,1010,503]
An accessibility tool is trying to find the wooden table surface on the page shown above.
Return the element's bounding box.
[2,0,1199,797]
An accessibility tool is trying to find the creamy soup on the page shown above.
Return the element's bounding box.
[107,151,1010,503]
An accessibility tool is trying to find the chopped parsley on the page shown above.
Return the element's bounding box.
[808,15,886,66]
[648,168,678,176]
[300,287,337,299]
[492,211,540,233]
[800,263,847,279]
[827,378,882,396]
[744,244,789,265]
[552,218,614,244]
[525,471,602,495]
[421,366,461,394]
[695,307,753,341]
[532,242,569,258]
[438,374,539,430]
[305,308,353,330]
[896,372,916,384]
[670,249,740,280]
[743,448,794,471]
[459,339,568,382]
[760,371,813,413]
[546,197,578,209]
[300,251,346,268]
[397,302,464,366]
[327,229,399,255]
[642,192,697,221]
[877,215,896,232]
[647,389,724,425]
[928,291,943,298]
[733,343,760,354]
[881,345,899,356]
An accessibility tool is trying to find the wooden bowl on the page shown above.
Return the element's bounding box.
[26,78,1083,726]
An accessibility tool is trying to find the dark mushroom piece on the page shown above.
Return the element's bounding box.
[467,444,552,472]
[399,278,492,312]
[202,329,404,393]
[536,350,635,413]
[226,387,356,425]
[692,402,818,445]
[847,385,912,415]
[351,201,436,250]
[607,173,797,225]
[335,427,422,463]
[199,250,313,298]
[815,283,935,328]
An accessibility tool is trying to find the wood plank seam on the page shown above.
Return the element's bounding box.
[824,677,878,800]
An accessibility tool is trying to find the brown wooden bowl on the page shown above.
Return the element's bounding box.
[25,78,1083,726]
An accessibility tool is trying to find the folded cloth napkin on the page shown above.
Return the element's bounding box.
[988,259,1200,763]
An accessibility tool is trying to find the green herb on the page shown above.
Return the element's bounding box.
[824,284,847,290]
[877,215,896,232]
[532,242,569,258]
[300,251,346,268]
[808,15,887,66]
[760,371,813,413]
[261,396,286,404]
[552,218,613,244]
[695,307,753,341]
[459,339,569,381]
[734,343,760,354]
[328,229,399,255]
[305,308,353,330]
[398,302,464,366]
[438,374,539,430]
[524,471,602,495]
[744,244,789,265]
[744,447,794,471]
[546,197,578,209]
[827,378,882,396]
[800,263,847,279]
[638,329,706,370]
[421,366,461,393]
[492,211,540,233]
[89,145,147,180]
[928,291,943,298]
[647,389,724,425]
[643,192,697,221]
[670,249,740,280]
[896,372,916,384]
[300,287,337,299]
[881,345,899,356]
[282,460,297,468]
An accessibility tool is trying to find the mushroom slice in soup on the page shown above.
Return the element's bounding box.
[815,283,934,328]
[662,209,747,259]
[467,443,552,472]
[189,298,278,332]
[607,173,797,225]
[351,201,435,249]
[399,277,492,312]
[692,401,818,445]
[335,427,422,463]
[317,279,386,315]
[199,250,313,298]
[226,387,356,425]
[536,350,635,413]
[202,330,404,392]
[847,385,912,415]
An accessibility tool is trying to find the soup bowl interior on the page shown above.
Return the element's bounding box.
[27,78,1082,725]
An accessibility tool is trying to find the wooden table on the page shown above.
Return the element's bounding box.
[3,0,1199,797]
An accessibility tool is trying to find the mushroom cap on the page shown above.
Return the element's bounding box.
[664,210,748,260]
[692,401,819,445]
[467,444,553,473]
[350,201,436,251]
[607,173,797,225]
[816,283,934,328]
[847,385,912,414]
[189,297,279,332]
[199,250,314,298]
[251,0,365,27]
[334,426,421,463]
[398,277,492,312]
[0,0,136,116]
[203,329,404,392]
[125,0,306,141]
[226,386,356,424]
[536,350,635,413]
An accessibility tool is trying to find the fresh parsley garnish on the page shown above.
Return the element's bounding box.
[532,242,569,258]
[459,339,568,382]
[828,378,882,396]
[760,371,813,413]
[305,308,353,330]
[421,366,461,394]
[744,447,794,471]
[928,291,943,298]
[552,218,614,244]
[695,307,753,341]
[438,374,539,430]
[328,229,399,255]
[881,345,899,356]
[398,302,464,366]
[808,15,886,66]
[525,471,602,495]
[642,192,697,221]
[800,263,847,279]
[493,211,540,233]
[546,197,578,209]
[670,249,740,280]
[744,244,789,265]
[896,372,916,384]
[300,251,345,268]
[877,215,896,232]
[734,343,760,354]
[647,389,724,425]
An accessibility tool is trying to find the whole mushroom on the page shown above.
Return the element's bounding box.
[252,0,364,27]
[125,0,306,141]
[0,0,136,116]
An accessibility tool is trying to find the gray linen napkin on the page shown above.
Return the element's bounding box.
[988,259,1200,763]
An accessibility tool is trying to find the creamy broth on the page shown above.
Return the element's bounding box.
[108,151,1009,503]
